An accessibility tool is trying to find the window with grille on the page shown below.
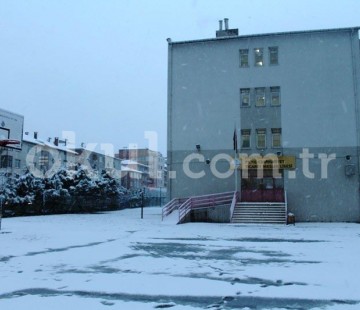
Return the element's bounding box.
[241,129,251,148]
[240,88,251,107]
[256,129,266,149]
[239,49,249,67]
[269,47,278,65]
[254,48,264,66]
[272,128,282,148]
[270,86,281,106]
[0,155,13,168]
[255,88,266,106]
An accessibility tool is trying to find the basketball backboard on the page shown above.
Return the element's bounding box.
[0,108,24,150]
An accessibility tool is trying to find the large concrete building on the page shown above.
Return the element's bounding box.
[167,21,360,222]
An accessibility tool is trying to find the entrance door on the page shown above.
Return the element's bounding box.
[241,169,284,202]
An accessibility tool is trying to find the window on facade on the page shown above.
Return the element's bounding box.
[241,129,251,148]
[255,87,266,106]
[0,155,13,168]
[270,86,281,106]
[0,128,10,140]
[272,128,282,148]
[256,129,266,149]
[15,159,21,169]
[239,49,249,67]
[240,88,250,107]
[254,48,264,66]
[269,47,278,65]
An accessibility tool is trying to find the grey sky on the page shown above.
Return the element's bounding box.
[1,0,360,155]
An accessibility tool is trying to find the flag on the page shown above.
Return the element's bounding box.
[233,127,238,153]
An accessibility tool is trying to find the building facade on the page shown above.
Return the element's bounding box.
[0,132,122,180]
[117,148,166,188]
[167,24,360,222]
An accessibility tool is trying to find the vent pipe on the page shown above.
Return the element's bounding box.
[224,18,229,30]
[34,132,38,139]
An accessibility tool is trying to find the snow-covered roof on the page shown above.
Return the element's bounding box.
[121,159,148,167]
[23,135,78,155]
[74,147,121,160]
[121,166,143,174]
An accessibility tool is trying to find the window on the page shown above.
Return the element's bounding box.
[241,129,251,148]
[270,87,281,106]
[240,88,250,107]
[0,155,13,168]
[272,128,282,148]
[239,49,249,67]
[0,127,10,140]
[256,129,266,149]
[15,159,21,169]
[254,48,264,66]
[255,87,266,106]
[269,47,278,65]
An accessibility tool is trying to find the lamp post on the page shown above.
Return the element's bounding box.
[0,174,5,231]
[159,187,162,207]
[141,188,145,219]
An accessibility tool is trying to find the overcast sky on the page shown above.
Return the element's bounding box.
[1,0,360,155]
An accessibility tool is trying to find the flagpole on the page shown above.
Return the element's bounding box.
[235,149,238,192]
[233,126,239,193]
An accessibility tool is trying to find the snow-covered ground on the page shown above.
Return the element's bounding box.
[0,207,359,310]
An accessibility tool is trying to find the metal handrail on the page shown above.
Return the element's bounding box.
[162,198,181,220]
[229,191,238,222]
[178,191,236,224]
[284,190,288,222]
[178,198,192,224]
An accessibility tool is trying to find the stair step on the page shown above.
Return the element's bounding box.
[231,202,287,224]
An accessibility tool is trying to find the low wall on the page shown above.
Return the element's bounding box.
[189,204,230,223]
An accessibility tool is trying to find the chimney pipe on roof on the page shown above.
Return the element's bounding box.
[34,132,38,139]
[219,20,223,31]
[224,18,229,30]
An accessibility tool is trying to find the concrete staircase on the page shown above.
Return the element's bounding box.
[231,202,287,224]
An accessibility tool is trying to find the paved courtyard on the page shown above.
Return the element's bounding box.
[0,207,359,309]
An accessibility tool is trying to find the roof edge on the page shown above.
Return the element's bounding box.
[169,26,360,46]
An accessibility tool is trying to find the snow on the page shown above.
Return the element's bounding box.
[0,207,359,309]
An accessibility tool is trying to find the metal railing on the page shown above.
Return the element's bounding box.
[161,198,187,220]
[178,191,235,224]
[229,191,239,222]
[284,190,288,222]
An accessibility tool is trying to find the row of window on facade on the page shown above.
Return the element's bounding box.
[241,128,282,149]
[241,87,280,107]
[0,155,21,169]
[240,47,278,67]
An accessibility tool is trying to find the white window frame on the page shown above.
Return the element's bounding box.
[239,49,249,67]
[269,47,279,65]
[255,87,266,107]
[240,88,251,107]
[271,128,282,148]
[254,48,264,67]
[256,129,266,149]
[270,86,281,106]
[241,129,251,149]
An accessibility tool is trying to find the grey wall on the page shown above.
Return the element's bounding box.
[168,28,360,222]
